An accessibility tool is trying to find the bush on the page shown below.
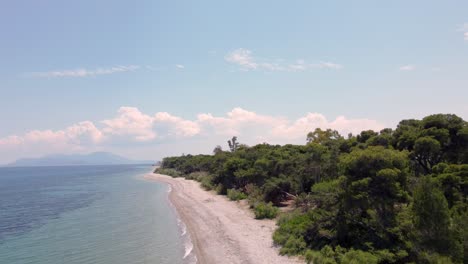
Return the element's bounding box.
[274,211,313,243]
[227,189,247,201]
[305,249,337,264]
[254,202,279,219]
[154,168,182,177]
[418,252,454,264]
[340,249,379,264]
[200,175,214,190]
[245,183,263,208]
[186,171,209,181]
[304,246,380,264]
[215,184,226,195]
[280,236,307,255]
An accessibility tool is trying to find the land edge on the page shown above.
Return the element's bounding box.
[144,172,303,264]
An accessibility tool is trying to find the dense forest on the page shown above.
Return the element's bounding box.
[155,114,468,264]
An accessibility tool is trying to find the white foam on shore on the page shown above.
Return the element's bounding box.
[163,182,197,264]
[176,218,187,236]
[183,239,194,259]
[179,213,196,262]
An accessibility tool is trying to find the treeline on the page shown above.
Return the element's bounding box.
[155,114,468,264]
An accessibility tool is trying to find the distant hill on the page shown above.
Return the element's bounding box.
[6,152,155,167]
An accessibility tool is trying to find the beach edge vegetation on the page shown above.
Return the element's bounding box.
[154,114,468,263]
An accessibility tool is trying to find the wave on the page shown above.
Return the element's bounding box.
[164,184,197,264]
[183,239,193,259]
[179,215,196,263]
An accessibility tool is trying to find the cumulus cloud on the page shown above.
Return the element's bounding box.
[225,49,343,72]
[29,65,140,78]
[0,107,386,163]
[399,65,415,71]
[197,109,384,143]
[102,107,156,141]
[0,121,103,149]
[100,107,201,140]
[154,112,200,137]
[1,107,385,146]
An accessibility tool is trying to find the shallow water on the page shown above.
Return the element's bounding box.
[0,165,190,264]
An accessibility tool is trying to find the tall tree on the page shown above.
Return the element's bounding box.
[412,176,454,257]
[228,136,240,152]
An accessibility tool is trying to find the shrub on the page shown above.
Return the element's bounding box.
[254,202,279,219]
[304,246,380,264]
[340,249,379,264]
[280,236,307,255]
[154,168,182,177]
[245,183,263,208]
[273,211,312,243]
[215,184,226,195]
[418,252,454,264]
[200,175,214,190]
[227,189,247,201]
[305,249,337,264]
[186,171,209,181]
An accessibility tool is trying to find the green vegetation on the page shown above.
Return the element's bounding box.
[227,188,247,201]
[155,115,468,263]
[254,202,279,219]
[154,168,182,177]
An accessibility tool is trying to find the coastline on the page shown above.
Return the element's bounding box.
[144,173,303,264]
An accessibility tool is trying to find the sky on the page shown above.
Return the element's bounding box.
[0,0,467,164]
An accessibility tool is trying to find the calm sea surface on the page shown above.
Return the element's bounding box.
[0,165,192,264]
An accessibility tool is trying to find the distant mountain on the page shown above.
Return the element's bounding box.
[6,152,154,167]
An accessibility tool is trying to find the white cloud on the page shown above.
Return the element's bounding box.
[225,49,258,70]
[0,122,104,164]
[458,23,468,41]
[101,107,201,141]
[154,112,200,137]
[316,62,343,70]
[102,107,156,141]
[10,122,102,146]
[196,108,383,144]
[225,49,343,72]
[0,107,386,163]
[175,64,185,69]
[29,65,140,78]
[64,121,103,144]
[399,65,415,71]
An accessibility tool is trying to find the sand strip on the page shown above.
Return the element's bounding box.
[144,173,303,264]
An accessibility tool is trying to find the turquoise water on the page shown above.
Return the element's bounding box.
[0,165,193,264]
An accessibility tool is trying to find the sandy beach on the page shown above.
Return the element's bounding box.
[144,173,303,264]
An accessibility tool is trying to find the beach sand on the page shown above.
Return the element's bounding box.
[144,173,303,264]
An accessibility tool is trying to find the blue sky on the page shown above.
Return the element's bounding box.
[0,0,467,163]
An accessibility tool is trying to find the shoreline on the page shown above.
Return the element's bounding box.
[144,173,303,264]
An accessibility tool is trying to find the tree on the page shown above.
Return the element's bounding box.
[356,130,378,143]
[228,136,240,152]
[307,128,342,144]
[339,146,409,250]
[393,119,421,151]
[412,177,453,256]
[213,145,223,155]
[412,136,442,174]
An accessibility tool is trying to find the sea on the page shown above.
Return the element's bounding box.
[0,165,196,264]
